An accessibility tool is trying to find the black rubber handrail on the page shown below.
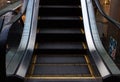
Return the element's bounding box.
[93,0,120,29]
[0,10,17,17]
[0,17,5,33]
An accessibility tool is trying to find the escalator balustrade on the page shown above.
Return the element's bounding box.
[25,0,101,82]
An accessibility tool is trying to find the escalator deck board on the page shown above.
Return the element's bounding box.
[32,64,91,76]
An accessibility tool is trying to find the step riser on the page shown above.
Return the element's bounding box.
[36,34,85,42]
[34,49,87,55]
[40,0,80,5]
[35,56,87,64]
[38,20,83,28]
[39,8,82,16]
[38,27,81,29]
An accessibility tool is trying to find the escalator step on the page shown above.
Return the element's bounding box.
[33,64,91,76]
[36,56,87,64]
[35,42,87,54]
[37,42,83,50]
[38,19,83,28]
[39,17,81,20]
[40,0,80,6]
[35,49,87,54]
[36,34,85,42]
[39,27,81,34]
[39,7,82,16]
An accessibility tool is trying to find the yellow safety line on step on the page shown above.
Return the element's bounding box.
[34,63,88,66]
[30,55,37,75]
[31,74,91,77]
[37,29,40,33]
[82,42,87,49]
[84,55,95,77]
[79,16,83,20]
[32,55,37,64]
[35,43,39,49]
[26,76,95,80]
[30,63,35,75]
[81,28,85,34]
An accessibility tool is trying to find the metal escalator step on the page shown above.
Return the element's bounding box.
[39,17,80,20]
[39,27,81,34]
[36,56,87,64]
[39,7,82,16]
[35,49,87,55]
[40,0,80,6]
[35,42,87,54]
[39,5,81,8]
[33,64,91,76]
[37,42,83,50]
[38,19,83,28]
[37,28,85,42]
[36,33,85,42]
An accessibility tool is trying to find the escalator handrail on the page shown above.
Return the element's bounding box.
[0,17,5,33]
[0,10,17,17]
[93,0,120,29]
[82,0,120,78]
[0,0,29,80]
[6,0,36,78]
[15,0,39,77]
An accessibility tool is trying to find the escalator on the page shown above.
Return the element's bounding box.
[25,0,101,82]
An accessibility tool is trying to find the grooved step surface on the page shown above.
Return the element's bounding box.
[33,65,90,76]
[36,56,87,64]
[39,28,81,34]
[35,49,87,54]
[40,17,80,20]
[37,42,83,50]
